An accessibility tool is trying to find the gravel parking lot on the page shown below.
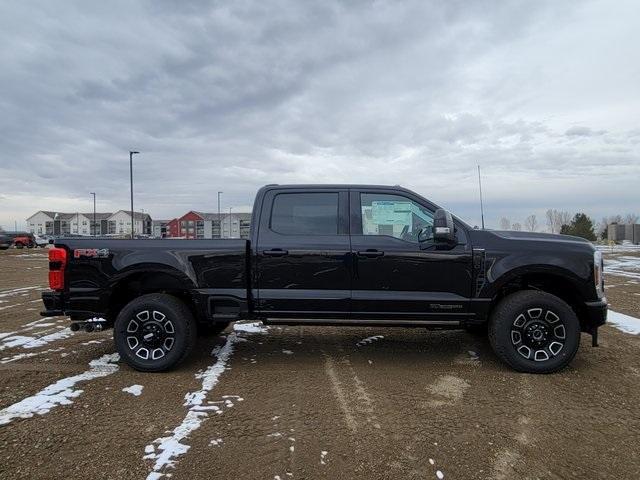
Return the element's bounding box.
[1,248,639,479]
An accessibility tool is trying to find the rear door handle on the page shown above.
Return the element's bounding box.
[263,249,289,257]
[357,249,384,258]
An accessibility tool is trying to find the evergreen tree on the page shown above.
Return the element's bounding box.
[561,213,596,241]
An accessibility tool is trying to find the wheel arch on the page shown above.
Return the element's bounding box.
[486,266,590,330]
[107,266,199,324]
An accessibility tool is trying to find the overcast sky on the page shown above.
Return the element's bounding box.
[1,0,638,231]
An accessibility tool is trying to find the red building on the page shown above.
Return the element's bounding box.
[177,211,203,239]
[167,218,180,238]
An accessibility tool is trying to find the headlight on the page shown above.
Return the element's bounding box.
[594,250,604,297]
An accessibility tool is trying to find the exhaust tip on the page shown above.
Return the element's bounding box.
[70,323,81,332]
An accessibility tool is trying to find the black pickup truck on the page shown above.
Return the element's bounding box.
[42,184,607,373]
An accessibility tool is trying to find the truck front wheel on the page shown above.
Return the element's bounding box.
[488,290,580,374]
[114,293,197,372]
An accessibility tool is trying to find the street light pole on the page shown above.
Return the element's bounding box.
[229,207,232,239]
[90,192,96,236]
[217,191,223,238]
[129,151,140,239]
[477,164,485,230]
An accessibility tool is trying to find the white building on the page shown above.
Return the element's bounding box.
[107,210,152,236]
[26,210,152,236]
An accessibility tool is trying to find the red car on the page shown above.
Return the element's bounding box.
[6,232,35,248]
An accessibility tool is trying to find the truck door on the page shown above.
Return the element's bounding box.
[255,188,351,316]
[349,190,473,321]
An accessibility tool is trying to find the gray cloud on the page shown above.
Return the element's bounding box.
[0,0,639,230]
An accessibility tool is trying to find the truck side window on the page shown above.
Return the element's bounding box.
[360,193,434,242]
[271,193,339,235]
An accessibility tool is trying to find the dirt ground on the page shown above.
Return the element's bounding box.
[0,247,639,480]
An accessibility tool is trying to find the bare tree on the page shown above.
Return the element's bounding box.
[499,217,511,230]
[512,222,522,231]
[546,209,571,233]
[625,213,639,224]
[524,214,537,232]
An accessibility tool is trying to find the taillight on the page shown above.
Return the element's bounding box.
[594,250,604,297]
[48,247,67,291]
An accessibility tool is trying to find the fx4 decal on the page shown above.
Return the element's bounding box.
[74,248,110,259]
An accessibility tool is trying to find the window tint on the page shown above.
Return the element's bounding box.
[360,193,433,242]
[271,193,339,235]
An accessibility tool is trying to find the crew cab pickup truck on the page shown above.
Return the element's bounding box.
[41,184,607,373]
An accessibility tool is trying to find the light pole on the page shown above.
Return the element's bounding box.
[217,191,223,238]
[90,192,96,236]
[129,151,140,239]
[229,207,232,239]
[477,164,485,230]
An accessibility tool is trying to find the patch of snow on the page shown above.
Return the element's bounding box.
[209,438,223,446]
[267,432,282,438]
[0,347,65,364]
[144,330,250,479]
[0,353,119,425]
[122,384,144,396]
[233,321,268,334]
[608,310,640,335]
[436,471,444,479]
[320,451,328,465]
[0,286,43,298]
[0,328,73,351]
[282,349,293,355]
[356,335,384,347]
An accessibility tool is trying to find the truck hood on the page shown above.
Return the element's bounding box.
[468,229,595,253]
[491,230,591,244]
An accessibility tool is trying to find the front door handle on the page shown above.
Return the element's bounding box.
[263,249,289,257]
[357,249,384,258]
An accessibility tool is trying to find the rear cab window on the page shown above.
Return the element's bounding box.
[270,192,339,235]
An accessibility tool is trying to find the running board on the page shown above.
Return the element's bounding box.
[263,318,461,328]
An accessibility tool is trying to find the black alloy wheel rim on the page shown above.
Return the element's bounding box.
[510,308,566,362]
[125,310,175,360]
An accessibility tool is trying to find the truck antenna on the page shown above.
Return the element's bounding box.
[478,165,485,230]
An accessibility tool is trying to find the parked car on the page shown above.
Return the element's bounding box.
[0,229,10,250]
[41,184,607,374]
[33,234,49,247]
[5,231,35,248]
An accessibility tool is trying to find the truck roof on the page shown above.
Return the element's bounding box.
[262,184,414,192]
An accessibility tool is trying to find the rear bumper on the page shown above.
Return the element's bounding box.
[41,291,64,316]
[583,298,607,330]
[41,289,108,320]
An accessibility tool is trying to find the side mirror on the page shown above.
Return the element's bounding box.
[432,209,456,245]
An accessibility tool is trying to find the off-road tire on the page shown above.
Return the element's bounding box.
[489,290,580,374]
[114,293,197,372]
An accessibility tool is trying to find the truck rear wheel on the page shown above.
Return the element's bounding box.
[488,290,580,374]
[114,293,197,372]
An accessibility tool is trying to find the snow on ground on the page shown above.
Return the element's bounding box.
[356,335,384,347]
[122,384,144,396]
[0,353,120,426]
[608,311,640,335]
[144,322,267,479]
[0,328,73,351]
[0,286,44,298]
[604,255,640,281]
[233,321,268,334]
[597,244,640,254]
[0,347,65,364]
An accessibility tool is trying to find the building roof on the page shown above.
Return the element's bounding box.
[110,210,152,221]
